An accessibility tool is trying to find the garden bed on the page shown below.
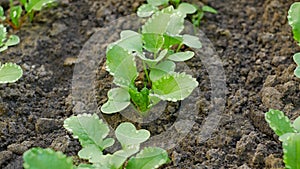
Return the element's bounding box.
[0,0,299,168]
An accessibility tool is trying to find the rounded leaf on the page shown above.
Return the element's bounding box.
[137,4,158,17]
[288,2,300,44]
[101,88,131,114]
[183,34,202,48]
[126,147,170,169]
[178,3,197,15]
[168,51,194,62]
[23,148,73,169]
[0,63,23,83]
[115,122,150,147]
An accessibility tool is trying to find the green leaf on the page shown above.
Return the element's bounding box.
[126,147,170,169]
[6,35,20,46]
[0,6,5,21]
[137,4,158,17]
[177,3,197,15]
[10,5,22,27]
[152,72,198,101]
[150,60,175,81]
[166,11,184,35]
[110,30,143,54]
[294,53,300,65]
[23,148,74,169]
[136,49,167,67]
[63,113,115,151]
[0,24,7,46]
[78,144,104,163]
[142,11,171,34]
[265,109,296,136]
[108,146,140,168]
[0,63,23,83]
[101,88,131,114]
[143,33,164,53]
[293,116,300,132]
[115,122,150,147]
[106,45,138,86]
[129,85,151,113]
[162,34,182,49]
[183,34,202,48]
[288,2,300,44]
[168,51,194,62]
[147,0,169,6]
[202,5,218,14]
[25,0,57,12]
[293,53,300,78]
[281,133,300,169]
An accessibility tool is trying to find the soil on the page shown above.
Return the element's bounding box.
[0,0,299,168]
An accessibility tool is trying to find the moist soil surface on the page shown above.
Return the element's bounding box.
[0,0,299,168]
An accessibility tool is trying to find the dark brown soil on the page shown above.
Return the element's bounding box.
[0,0,299,168]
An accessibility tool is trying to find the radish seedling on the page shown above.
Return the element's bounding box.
[265,109,300,169]
[101,5,200,115]
[288,2,300,78]
[23,114,170,169]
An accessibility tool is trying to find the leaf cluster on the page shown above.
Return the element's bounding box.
[288,2,300,78]
[23,114,170,169]
[0,0,57,29]
[101,1,201,115]
[265,109,300,169]
[137,0,217,28]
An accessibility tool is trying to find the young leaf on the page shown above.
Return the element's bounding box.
[142,11,171,34]
[110,30,143,54]
[150,60,176,81]
[0,63,23,83]
[136,49,166,66]
[10,5,22,27]
[183,34,202,48]
[151,72,198,101]
[115,122,150,147]
[166,11,184,35]
[129,85,151,113]
[0,24,7,46]
[142,33,164,53]
[137,4,158,17]
[126,147,170,169]
[265,109,296,136]
[147,0,169,7]
[78,144,104,163]
[23,148,74,169]
[293,53,300,78]
[106,45,138,86]
[293,116,300,132]
[281,133,300,169]
[6,35,20,46]
[177,3,197,15]
[25,0,57,12]
[167,51,194,62]
[0,6,5,21]
[63,113,115,151]
[202,5,218,14]
[288,2,300,44]
[105,146,140,168]
[101,88,131,114]
[162,34,182,48]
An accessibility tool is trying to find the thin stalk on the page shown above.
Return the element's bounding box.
[176,43,183,52]
[142,61,150,83]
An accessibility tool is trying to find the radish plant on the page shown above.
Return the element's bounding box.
[288,2,300,78]
[23,114,170,169]
[265,109,300,169]
[101,4,201,115]
[137,0,217,28]
[0,0,57,29]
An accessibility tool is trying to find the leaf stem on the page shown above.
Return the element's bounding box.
[176,43,183,52]
[142,61,150,83]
